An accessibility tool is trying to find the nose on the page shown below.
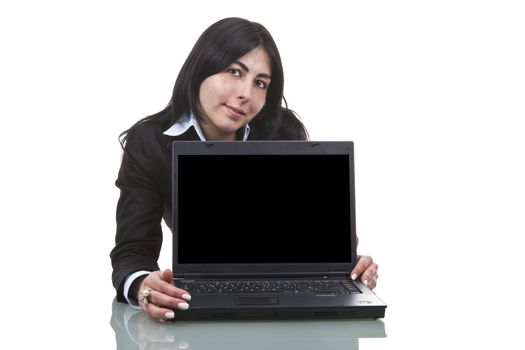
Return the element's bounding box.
[237,80,252,102]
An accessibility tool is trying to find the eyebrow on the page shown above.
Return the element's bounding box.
[233,60,272,80]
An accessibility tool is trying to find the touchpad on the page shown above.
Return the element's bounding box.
[235,297,281,305]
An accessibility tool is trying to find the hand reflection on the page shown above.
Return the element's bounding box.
[136,316,183,350]
[111,298,189,350]
[111,297,386,350]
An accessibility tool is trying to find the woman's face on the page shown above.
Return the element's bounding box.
[197,46,272,140]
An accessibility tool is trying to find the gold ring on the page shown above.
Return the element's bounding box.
[139,288,153,306]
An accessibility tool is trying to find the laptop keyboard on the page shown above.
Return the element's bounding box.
[178,279,361,295]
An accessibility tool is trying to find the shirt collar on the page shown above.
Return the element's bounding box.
[163,112,251,141]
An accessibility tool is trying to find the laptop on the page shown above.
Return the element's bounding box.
[171,140,386,320]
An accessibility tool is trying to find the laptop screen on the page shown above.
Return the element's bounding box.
[176,153,352,265]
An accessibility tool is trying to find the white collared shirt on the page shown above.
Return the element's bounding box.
[163,112,251,141]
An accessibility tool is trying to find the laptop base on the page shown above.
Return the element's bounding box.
[171,306,386,321]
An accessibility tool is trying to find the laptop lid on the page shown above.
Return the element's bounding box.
[172,141,357,277]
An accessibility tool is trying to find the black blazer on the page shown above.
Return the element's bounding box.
[110,120,199,302]
[110,117,307,302]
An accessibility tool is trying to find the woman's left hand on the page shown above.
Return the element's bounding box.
[350,255,379,290]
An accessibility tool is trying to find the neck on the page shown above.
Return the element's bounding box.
[199,123,239,141]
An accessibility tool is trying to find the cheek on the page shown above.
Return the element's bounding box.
[198,83,214,109]
[199,78,227,107]
[252,91,267,113]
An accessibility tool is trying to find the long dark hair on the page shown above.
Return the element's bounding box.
[120,17,308,147]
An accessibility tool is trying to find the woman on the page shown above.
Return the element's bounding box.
[110,17,379,322]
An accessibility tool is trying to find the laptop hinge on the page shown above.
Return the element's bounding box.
[175,271,348,279]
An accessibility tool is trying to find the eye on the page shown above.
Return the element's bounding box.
[227,68,242,77]
[255,80,268,89]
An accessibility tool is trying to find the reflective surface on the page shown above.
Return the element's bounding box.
[111,298,387,350]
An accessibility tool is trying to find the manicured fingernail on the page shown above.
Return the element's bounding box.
[351,274,357,280]
[181,293,192,301]
[364,280,368,287]
[178,302,189,310]
[165,311,175,319]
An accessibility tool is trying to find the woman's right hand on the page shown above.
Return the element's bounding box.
[136,268,191,322]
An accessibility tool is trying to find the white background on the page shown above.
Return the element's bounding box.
[1,1,524,349]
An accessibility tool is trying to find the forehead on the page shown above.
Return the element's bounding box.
[235,46,272,76]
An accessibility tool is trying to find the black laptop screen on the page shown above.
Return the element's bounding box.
[177,154,352,264]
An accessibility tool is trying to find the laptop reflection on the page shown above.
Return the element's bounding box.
[110,298,386,350]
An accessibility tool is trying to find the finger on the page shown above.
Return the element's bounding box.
[147,271,191,300]
[159,269,191,299]
[350,255,372,280]
[161,268,173,282]
[367,271,378,290]
[360,263,379,290]
[143,301,177,322]
[148,289,190,312]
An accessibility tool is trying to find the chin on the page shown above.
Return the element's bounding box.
[220,121,245,133]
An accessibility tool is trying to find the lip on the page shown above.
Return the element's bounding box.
[225,104,246,118]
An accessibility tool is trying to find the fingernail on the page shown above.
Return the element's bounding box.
[351,274,357,280]
[181,293,192,301]
[178,302,189,310]
[165,311,175,319]
[364,280,368,287]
